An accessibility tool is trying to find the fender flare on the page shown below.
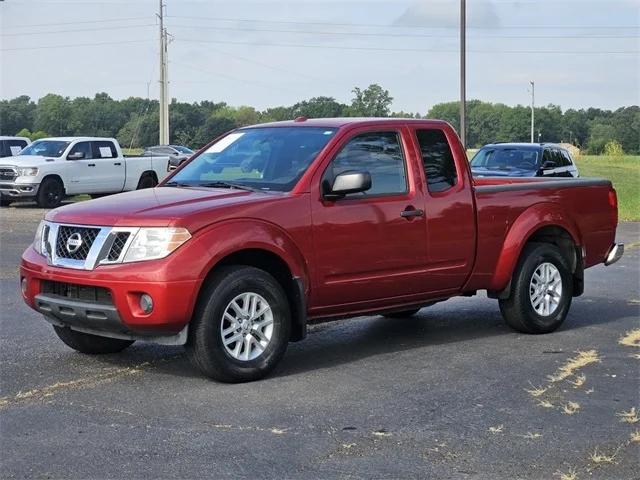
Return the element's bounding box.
[489,202,583,292]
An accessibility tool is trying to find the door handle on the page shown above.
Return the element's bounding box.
[400,207,424,218]
[88,163,96,167]
[114,162,122,166]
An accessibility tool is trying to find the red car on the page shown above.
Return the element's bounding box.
[20,118,624,382]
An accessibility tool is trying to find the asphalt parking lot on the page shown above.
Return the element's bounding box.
[0,204,638,480]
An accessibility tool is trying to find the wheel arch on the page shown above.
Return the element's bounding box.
[191,221,310,342]
[488,203,584,298]
[39,174,66,193]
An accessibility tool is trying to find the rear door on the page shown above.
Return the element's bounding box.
[91,141,125,192]
[410,126,476,291]
[311,127,429,309]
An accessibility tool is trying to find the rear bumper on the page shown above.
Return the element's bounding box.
[604,243,624,266]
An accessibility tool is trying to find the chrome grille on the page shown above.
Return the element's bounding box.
[55,226,100,260]
[0,167,18,181]
[107,232,131,261]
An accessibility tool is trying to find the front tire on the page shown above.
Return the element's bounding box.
[53,326,134,354]
[0,194,10,207]
[37,177,64,208]
[499,243,573,334]
[186,266,291,383]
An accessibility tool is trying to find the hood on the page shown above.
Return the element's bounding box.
[0,155,56,167]
[46,186,285,232]
[471,167,536,178]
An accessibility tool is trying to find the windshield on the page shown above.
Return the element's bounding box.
[19,140,70,158]
[171,145,194,154]
[167,127,337,192]
[470,147,540,171]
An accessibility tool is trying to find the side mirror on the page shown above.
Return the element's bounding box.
[323,170,372,201]
[67,152,85,160]
[541,160,557,170]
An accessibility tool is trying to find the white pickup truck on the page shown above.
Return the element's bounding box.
[0,137,170,208]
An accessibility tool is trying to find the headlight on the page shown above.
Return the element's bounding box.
[33,221,45,255]
[122,227,191,263]
[18,167,39,177]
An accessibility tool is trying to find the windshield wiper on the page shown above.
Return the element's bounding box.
[163,181,194,187]
[198,181,262,193]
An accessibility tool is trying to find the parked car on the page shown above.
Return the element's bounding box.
[143,145,194,171]
[20,118,622,382]
[470,143,579,178]
[0,137,170,208]
[0,136,31,158]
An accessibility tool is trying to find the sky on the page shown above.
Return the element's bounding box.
[0,0,639,114]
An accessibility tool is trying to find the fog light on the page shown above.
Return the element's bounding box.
[140,294,153,314]
[21,277,27,296]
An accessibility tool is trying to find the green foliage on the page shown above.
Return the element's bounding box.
[604,140,625,156]
[349,84,393,117]
[1,89,637,153]
[14,128,50,141]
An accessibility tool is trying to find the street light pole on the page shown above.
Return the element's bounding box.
[530,80,535,143]
[460,0,466,149]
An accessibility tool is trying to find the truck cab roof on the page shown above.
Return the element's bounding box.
[245,117,452,129]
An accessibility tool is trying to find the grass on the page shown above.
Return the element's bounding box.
[618,329,640,348]
[575,155,640,221]
[554,467,579,480]
[547,350,601,383]
[616,407,639,424]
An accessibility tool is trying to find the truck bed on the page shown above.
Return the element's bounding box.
[468,176,616,291]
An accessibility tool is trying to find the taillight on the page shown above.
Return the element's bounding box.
[609,188,618,225]
[608,189,618,209]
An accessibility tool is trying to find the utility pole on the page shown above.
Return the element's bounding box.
[530,80,535,143]
[460,0,466,149]
[158,0,169,145]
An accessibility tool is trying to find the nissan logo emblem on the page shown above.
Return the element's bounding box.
[66,233,83,254]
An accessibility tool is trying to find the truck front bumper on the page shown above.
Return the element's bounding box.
[0,182,39,198]
[20,247,200,343]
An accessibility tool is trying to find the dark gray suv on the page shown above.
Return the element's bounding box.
[470,143,579,178]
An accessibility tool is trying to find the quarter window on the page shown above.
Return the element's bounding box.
[7,139,28,155]
[415,129,457,192]
[324,131,407,196]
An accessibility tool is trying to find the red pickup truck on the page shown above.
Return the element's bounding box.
[20,118,624,382]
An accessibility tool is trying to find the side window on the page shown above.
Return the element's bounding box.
[92,141,117,159]
[561,149,573,166]
[68,141,93,159]
[553,149,566,167]
[325,131,407,196]
[0,141,6,157]
[542,148,554,164]
[7,139,28,155]
[415,129,457,193]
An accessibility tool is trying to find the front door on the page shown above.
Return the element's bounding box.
[311,128,428,310]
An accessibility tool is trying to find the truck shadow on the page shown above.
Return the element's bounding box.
[272,296,638,379]
[93,294,637,381]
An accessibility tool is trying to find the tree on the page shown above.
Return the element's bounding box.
[292,96,346,118]
[349,84,393,117]
[34,94,73,136]
[0,96,36,135]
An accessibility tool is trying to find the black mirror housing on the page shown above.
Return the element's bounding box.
[323,170,372,200]
[541,160,557,170]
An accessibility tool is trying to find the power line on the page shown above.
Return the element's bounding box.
[0,23,156,37]
[165,23,638,39]
[174,37,639,55]
[0,39,154,52]
[0,16,151,30]
[167,15,639,30]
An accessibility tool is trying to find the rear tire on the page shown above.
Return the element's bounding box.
[37,177,64,208]
[186,266,291,383]
[0,194,10,207]
[136,173,157,189]
[499,243,573,334]
[53,326,134,354]
[383,308,421,318]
